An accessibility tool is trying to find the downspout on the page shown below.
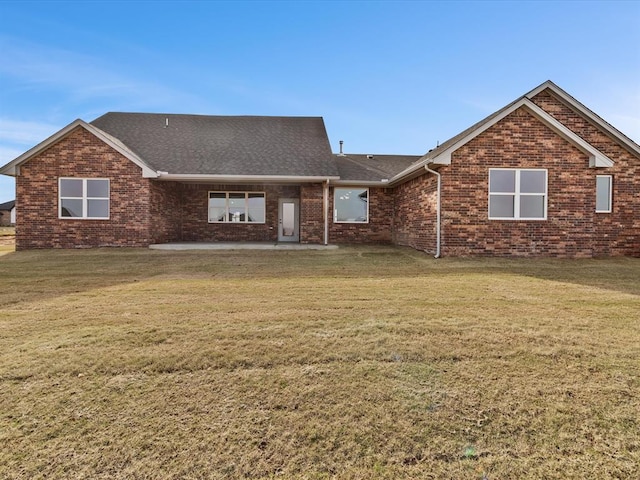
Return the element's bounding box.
[323,179,330,245]
[424,164,441,258]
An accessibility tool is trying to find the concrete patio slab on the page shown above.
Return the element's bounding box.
[149,242,339,251]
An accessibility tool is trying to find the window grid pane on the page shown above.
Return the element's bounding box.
[519,195,545,218]
[87,199,109,218]
[59,178,109,219]
[488,169,546,220]
[87,179,109,198]
[60,179,83,197]
[489,170,516,193]
[208,192,265,223]
[520,170,546,194]
[334,188,368,223]
[489,195,515,218]
[61,199,83,217]
[596,176,612,212]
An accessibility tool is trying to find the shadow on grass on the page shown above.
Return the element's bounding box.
[0,246,638,307]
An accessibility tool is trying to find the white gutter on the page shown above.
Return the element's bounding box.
[156,173,341,184]
[330,179,391,187]
[424,164,441,258]
[323,179,330,245]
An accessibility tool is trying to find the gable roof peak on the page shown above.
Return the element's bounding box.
[525,80,640,157]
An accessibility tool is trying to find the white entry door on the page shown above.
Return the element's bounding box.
[278,198,299,242]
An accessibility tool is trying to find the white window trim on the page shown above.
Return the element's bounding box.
[333,187,370,224]
[488,168,548,221]
[208,191,266,224]
[595,175,612,213]
[58,177,110,220]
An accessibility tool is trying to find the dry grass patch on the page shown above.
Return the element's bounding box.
[1,247,639,479]
[0,227,14,255]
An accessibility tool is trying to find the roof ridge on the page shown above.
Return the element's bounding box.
[92,112,324,121]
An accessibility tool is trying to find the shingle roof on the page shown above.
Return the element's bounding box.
[90,113,339,177]
[0,200,15,211]
[335,154,422,181]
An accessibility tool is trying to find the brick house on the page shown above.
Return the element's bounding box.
[0,200,16,226]
[1,81,638,256]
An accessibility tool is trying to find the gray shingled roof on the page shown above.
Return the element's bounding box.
[0,200,15,211]
[91,113,339,177]
[335,154,422,181]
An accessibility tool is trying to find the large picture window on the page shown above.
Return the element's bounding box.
[334,188,369,223]
[595,175,612,213]
[489,169,547,220]
[208,192,265,223]
[59,178,110,219]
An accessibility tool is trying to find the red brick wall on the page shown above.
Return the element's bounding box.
[179,184,299,242]
[393,174,438,254]
[15,127,153,249]
[329,187,394,244]
[150,181,182,243]
[13,91,638,256]
[300,184,324,244]
[531,91,639,256]
[434,105,639,257]
[0,210,11,226]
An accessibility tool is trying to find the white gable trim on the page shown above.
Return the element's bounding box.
[526,80,640,158]
[0,119,159,178]
[388,97,614,186]
[430,98,613,168]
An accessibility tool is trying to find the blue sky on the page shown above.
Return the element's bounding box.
[1,0,639,203]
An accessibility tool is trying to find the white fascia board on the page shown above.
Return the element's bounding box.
[0,119,159,178]
[157,173,340,184]
[387,159,429,186]
[386,95,615,186]
[331,179,390,187]
[431,98,613,168]
[526,81,640,158]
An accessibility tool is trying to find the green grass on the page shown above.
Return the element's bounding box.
[1,247,639,479]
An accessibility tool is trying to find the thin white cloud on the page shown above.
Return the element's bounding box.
[0,35,202,111]
[0,146,28,164]
[0,119,61,146]
[606,113,640,144]
[0,176,15,203]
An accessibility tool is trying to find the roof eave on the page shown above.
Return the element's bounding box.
[156,173,340,184]
[388,97,614,185]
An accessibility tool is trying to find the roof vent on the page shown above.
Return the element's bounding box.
[337,140,346,156]
[367,154,374,159]
[164,117,169,128]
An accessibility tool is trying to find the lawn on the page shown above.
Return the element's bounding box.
[0,246,638,479]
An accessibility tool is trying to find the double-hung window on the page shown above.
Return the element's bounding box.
[595,175,612,213]
[59,178,110,219]
[208,192,265,223]
[334,188,369,223]
[489,169,547,220]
